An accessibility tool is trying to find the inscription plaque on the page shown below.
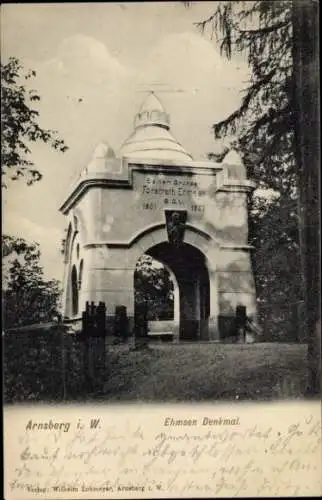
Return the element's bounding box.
[136,172,211,214]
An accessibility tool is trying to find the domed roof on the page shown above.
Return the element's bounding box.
[93,143,115,160]
[139,92,165,113]
[223,149,243,165]
[120,92,192,162]
[222,148,247,180]
[134,92,170,129]
[84,142,118,174]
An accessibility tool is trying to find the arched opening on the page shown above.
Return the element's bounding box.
[134,241,210,340]
[64,223,73,260]
[71,265,79,316]
[134,254,175,320]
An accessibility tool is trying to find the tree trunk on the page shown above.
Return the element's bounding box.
[292,0,321,395]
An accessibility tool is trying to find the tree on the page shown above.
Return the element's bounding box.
[187,1,320,391]
[3,236,62,328]
[251,195,305,341]
[292,0,320,394]
[2,56,68,327]
[192,1,294,190]
[1,57,68,186]
[134,254,174,321]
[190,1,302,334]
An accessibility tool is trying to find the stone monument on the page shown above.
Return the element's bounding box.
[60,92,257,340]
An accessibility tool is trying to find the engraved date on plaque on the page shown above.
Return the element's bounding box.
[140,174,207,212]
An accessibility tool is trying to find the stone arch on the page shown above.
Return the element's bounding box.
[73,215,79,232]
[73,208,87,243]
[63,226,83,318]
[65,218,80,265]
[128,223,215,271]
[70,232,79,264]
[131,223,214,340]
[64,222,73,262]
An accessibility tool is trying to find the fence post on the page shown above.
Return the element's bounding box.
[114,305,129,342]
[236,305,247,343]
[95,301,107,371]
[96,302,107,336]
[134,301,149,349]
[79,301,108,391]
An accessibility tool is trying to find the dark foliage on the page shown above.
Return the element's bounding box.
[1,57,68,186]
[189,1,305,340]
[3,235,62,328]
[134,254,174,320]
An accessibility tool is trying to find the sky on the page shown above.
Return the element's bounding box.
[2,2,251,282]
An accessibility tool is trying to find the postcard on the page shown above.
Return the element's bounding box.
[2,2,321,498]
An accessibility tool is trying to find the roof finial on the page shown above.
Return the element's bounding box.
[134,92,170,130]
[120,90,192,161]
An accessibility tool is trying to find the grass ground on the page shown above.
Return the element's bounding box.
[4,326,309,403]
[100,342,308,402]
